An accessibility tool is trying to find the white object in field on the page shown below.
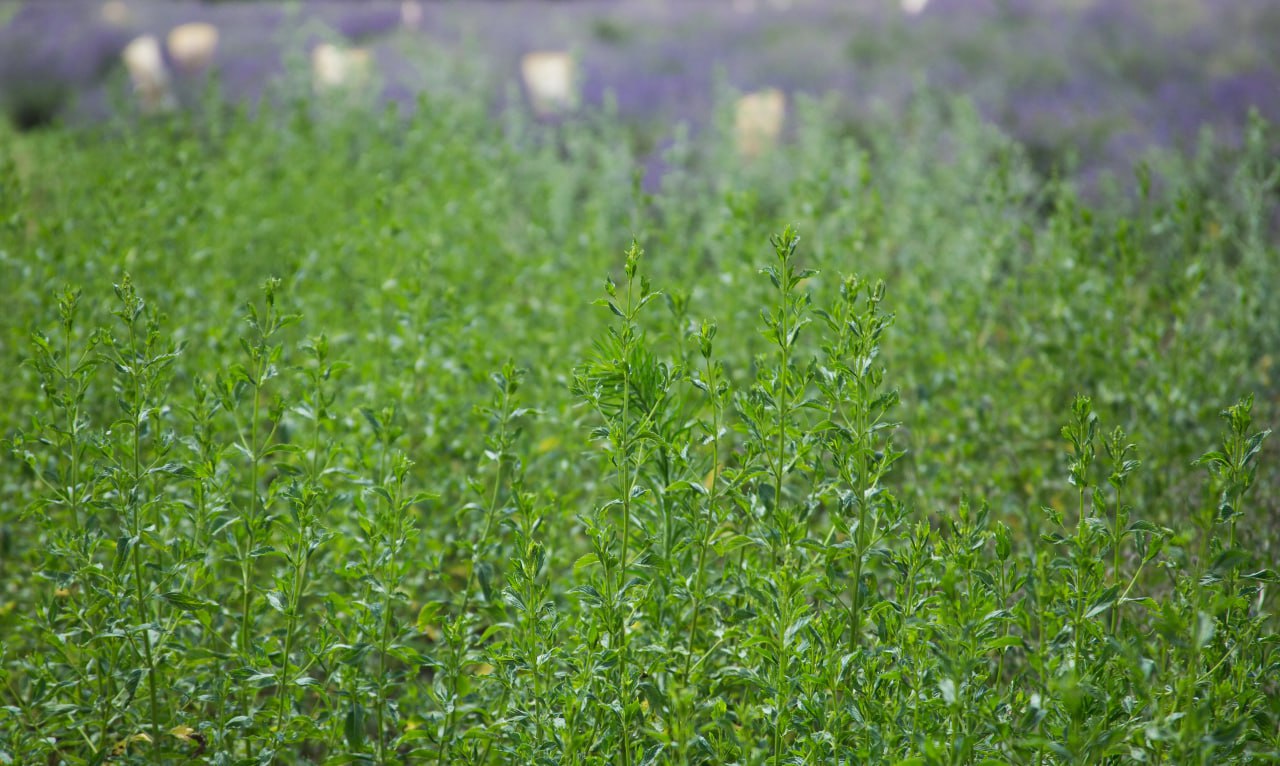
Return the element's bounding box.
[311,43,373,91]
[167,23,219,74]
[734,88,786,159]
[521,51,576,115]
[100,0,130,26]
[122,35,175,113]
[902,0,929,14]
[401,0,424,28]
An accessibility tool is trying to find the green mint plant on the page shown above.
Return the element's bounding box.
[99,274,183,758]
[438,361,529,764]
[23,287,97,537]
[490,484,559,764]
[730,226,821,764]
[9,285,109,759]
[1163,394,1274,764]
[268,334,342,752]
[682,318,729,688]
[369,449,427,766]
[814,273,903,655]
[215,276,297,754]
[1102,426,1140,633]
[739,226,817,567]
[571,240,666,766]
[1196,395,1271,590]
[1060,394,1100,670]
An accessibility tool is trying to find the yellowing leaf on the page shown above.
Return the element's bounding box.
[111,732,153,755]
[703,464,722,491]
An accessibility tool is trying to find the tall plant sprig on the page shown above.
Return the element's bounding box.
[490,484,558,763]
[460,362,527,616]
[270,334,342,750]
[21,287,99,537]
[100,273,183,754]
[755,225,816,568]
[571,240,664,766]
[368,448,429,766]
[1163,394,1273,764]
[1196,395,1270,588]
[732,226,820,764]
[1191,394,1271,661]
[174,372,238,755]
[217,276,298,747]
[1103,426,1140,633]
[683,319,729,686]
[1061,394,1098,669]
[814,273,902,654]
[11,286,110,752]
[440,361,529,764]
[345,403,411,763]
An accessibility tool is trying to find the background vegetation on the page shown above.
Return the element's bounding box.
[3,0,1278,189]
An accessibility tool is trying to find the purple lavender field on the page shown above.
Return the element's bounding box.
[3,0,1278,181]
[0,0,1274,193]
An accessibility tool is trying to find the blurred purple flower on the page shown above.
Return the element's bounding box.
[0,0,1275,189]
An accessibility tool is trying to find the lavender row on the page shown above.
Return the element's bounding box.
[2,0,1277,179]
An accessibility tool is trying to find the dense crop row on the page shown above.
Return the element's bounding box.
[1,89,1277,764]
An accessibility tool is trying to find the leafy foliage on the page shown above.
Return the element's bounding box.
[0,88,1277,764]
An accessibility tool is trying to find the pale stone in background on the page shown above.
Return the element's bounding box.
[167,23,219,74]
[401,0,424,29]
[521,51,576,116]
[312,43,373,91]
[100,0,130,27]
[734,88,785,159]
[902,0,929,14]
[122,35,174,112]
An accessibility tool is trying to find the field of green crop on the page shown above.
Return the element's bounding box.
[1,83,1278,764]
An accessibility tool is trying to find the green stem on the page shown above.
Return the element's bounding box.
[376,565,394,765]
[273,540,309,749]
[240,360,264,759]
[771,286,793,765]
[443,385,512,763]
[240,379,262,659]
[1225,482,1241,625]
[64,320,81,535]
[1074,483,1086,668]
[683,355,720,685]
[772,305,790,569]
[1112,485,1123,634]
[849,391,868,652]
[772,600,787,766]
[131,532,160,752]
[128,322,161,755]
[616,276,635,766]
[997,560,1008,686]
